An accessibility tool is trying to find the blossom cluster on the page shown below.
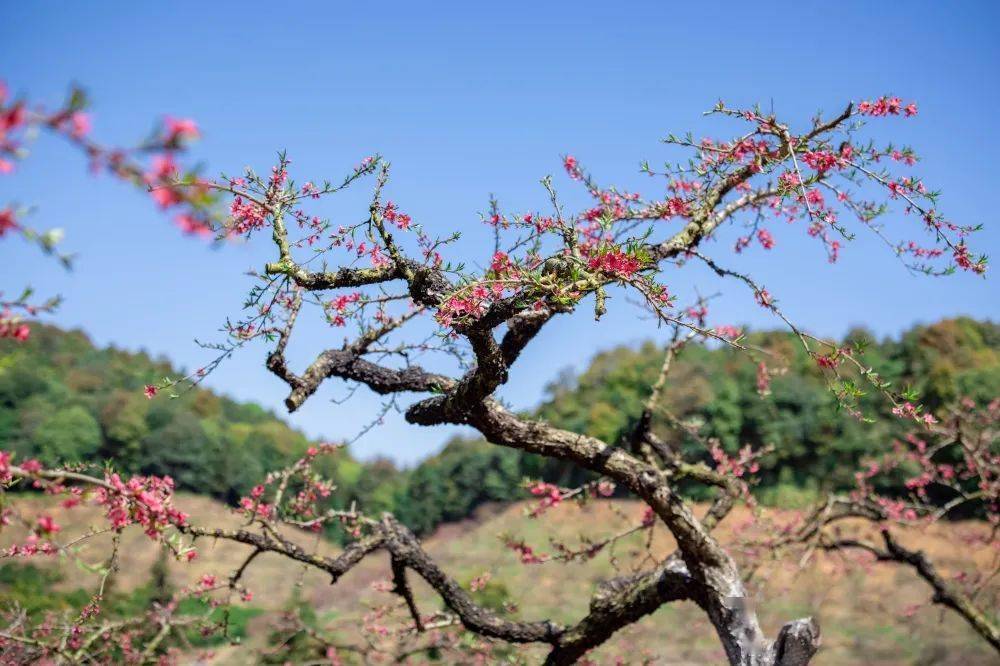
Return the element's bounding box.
[97,472,189,538]
[1,81,219,345]
[857,96,918,117]
[0,308,30,341]
[236,443,342,531]
[854,399,999,528]
[0,453,191,562]
[709,443,763,479]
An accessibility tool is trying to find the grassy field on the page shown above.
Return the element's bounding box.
[1,494,996,664]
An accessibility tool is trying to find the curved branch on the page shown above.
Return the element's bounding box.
[545,557,697,665]
[268,347,454,411]
[407,398,809,664]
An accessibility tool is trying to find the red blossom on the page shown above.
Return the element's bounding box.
[0,208,17,236]
[815,354,839,369]
[526,481,564,517]
[505,538,546,564]
[586,248,642,278]
[381,201,412,230]
[35,515,60,534]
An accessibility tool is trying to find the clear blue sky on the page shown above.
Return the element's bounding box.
[3,2,998,464]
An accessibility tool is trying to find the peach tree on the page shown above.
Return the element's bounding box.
[0,83,994,665]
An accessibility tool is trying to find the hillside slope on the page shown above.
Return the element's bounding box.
[1,495,994,665]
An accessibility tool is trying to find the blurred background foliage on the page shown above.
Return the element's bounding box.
[1,318,996,536]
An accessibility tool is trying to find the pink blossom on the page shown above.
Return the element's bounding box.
[714,325,742,340]
[757,228,775,250]
[20,459,42,473]
[778,172,802,190]
[150,187,181,209]
[230,196,267,234]
[163,116,200,143]
[68,112,91,139]
[35,515,60,534]
[640,506,656,527]
[563,155,581,180]
[857,97,918,118]
[661,196,690,218]
[175,214,212,238]
[802,150,839,173]
[470,572,491,592]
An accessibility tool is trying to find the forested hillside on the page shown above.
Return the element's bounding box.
[395,317,1000,532]
[0,325,369,509]
[2,318,996,536]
